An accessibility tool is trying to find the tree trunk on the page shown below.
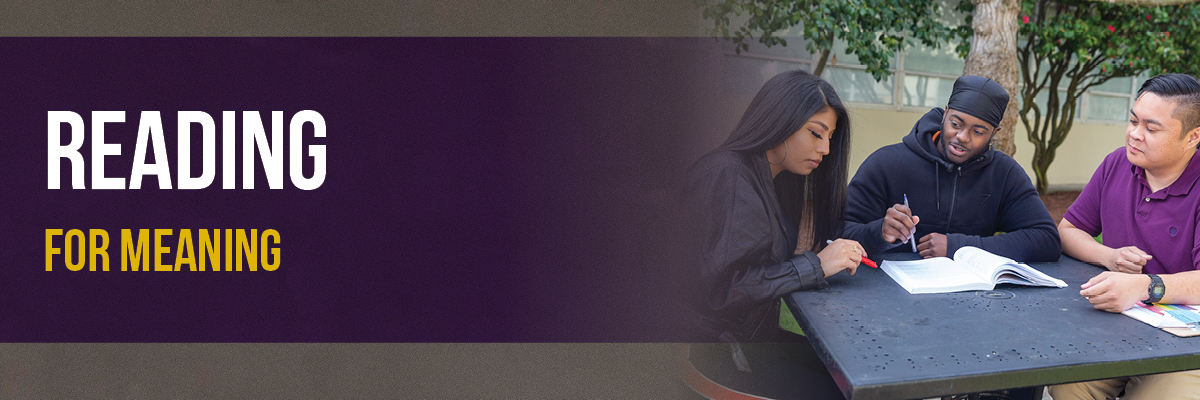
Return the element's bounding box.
[813,33,834,77]
[814,48,830,77]
[1032,146,1051,193]
[962,0,1021,157]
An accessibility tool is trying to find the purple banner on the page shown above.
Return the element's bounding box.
[0,38,722,342]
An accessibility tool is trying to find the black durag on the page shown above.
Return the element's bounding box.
[946,75,1008,129]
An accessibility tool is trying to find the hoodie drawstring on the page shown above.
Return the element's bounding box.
[935,163,940,210]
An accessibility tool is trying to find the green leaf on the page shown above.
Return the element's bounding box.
[696,0,950,84]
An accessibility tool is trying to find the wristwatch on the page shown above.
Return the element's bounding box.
[1144,274,1165,305]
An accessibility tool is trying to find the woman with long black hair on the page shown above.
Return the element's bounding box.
[681,69,863,399]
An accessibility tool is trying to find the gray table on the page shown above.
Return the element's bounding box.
[784,253,1200,400]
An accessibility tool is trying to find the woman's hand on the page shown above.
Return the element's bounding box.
[818,239,866,278]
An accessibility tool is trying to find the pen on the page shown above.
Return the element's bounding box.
[904,194,917,253]
[826,240,878,268]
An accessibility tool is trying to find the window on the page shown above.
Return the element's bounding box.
[902,43,963,108]
[823,40,893,104]
[721,38,1141,125]
[721,39,812,95]
[1085,77,1135,122]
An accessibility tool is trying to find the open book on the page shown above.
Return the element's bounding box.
[880,246,1067,294]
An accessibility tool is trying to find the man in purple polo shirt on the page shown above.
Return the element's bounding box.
[1051,73,1200,398]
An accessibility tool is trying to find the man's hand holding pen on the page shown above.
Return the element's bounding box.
[882,203,920,245]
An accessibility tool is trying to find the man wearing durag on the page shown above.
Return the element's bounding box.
[842,75,1061,262]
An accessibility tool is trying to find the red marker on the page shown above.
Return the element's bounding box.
[826,240,877,268]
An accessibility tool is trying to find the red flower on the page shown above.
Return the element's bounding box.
[1107,25,1115,32]
[1022,15,1030,24]
[1147,14,1152,20]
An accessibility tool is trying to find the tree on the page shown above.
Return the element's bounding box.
[699,0,1200,194]
[1014,0,1200,193]
[1091,0,1199,4]
[698,0,1024,157]
[697,0,953,81]
[959,0,1022,156]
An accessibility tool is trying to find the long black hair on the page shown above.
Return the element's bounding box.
[718,69,851,252]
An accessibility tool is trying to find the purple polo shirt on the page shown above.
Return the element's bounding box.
[1064,147,1200,274]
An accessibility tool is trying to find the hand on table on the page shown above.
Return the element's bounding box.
[1080,271,1151,313]
[818,239,866,278]
[917,233,947,258]
[881,204,919,244]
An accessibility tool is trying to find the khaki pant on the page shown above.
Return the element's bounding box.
[1049,369,1200,400]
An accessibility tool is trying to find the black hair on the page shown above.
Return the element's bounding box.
[1137,73,1200,139]
[718,69,851,252]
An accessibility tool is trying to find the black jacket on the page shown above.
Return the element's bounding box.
[843,108,1061,261]
[681,150,827,342]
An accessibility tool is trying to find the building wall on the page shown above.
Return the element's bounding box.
[697,33,1139,191]
[849,107,1126,190]
[700,94,1125,191]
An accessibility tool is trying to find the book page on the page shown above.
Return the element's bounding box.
[952,246,1015,280]
[1122,303,1178,328]
[1124,303,1200,337]
[1002,266,1067,287]
[880,258,993,294]
[953,246,1067,288]
[1122,303,1200,328]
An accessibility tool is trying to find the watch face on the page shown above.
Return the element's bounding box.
[1148,275,1166,303]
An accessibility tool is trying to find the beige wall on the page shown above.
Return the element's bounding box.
[696,94,1126,191]
[847,107,1126,190]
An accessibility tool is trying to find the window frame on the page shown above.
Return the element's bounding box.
[724,40,1138,126]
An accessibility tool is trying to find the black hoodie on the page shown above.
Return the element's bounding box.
[843,108,1061,261]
